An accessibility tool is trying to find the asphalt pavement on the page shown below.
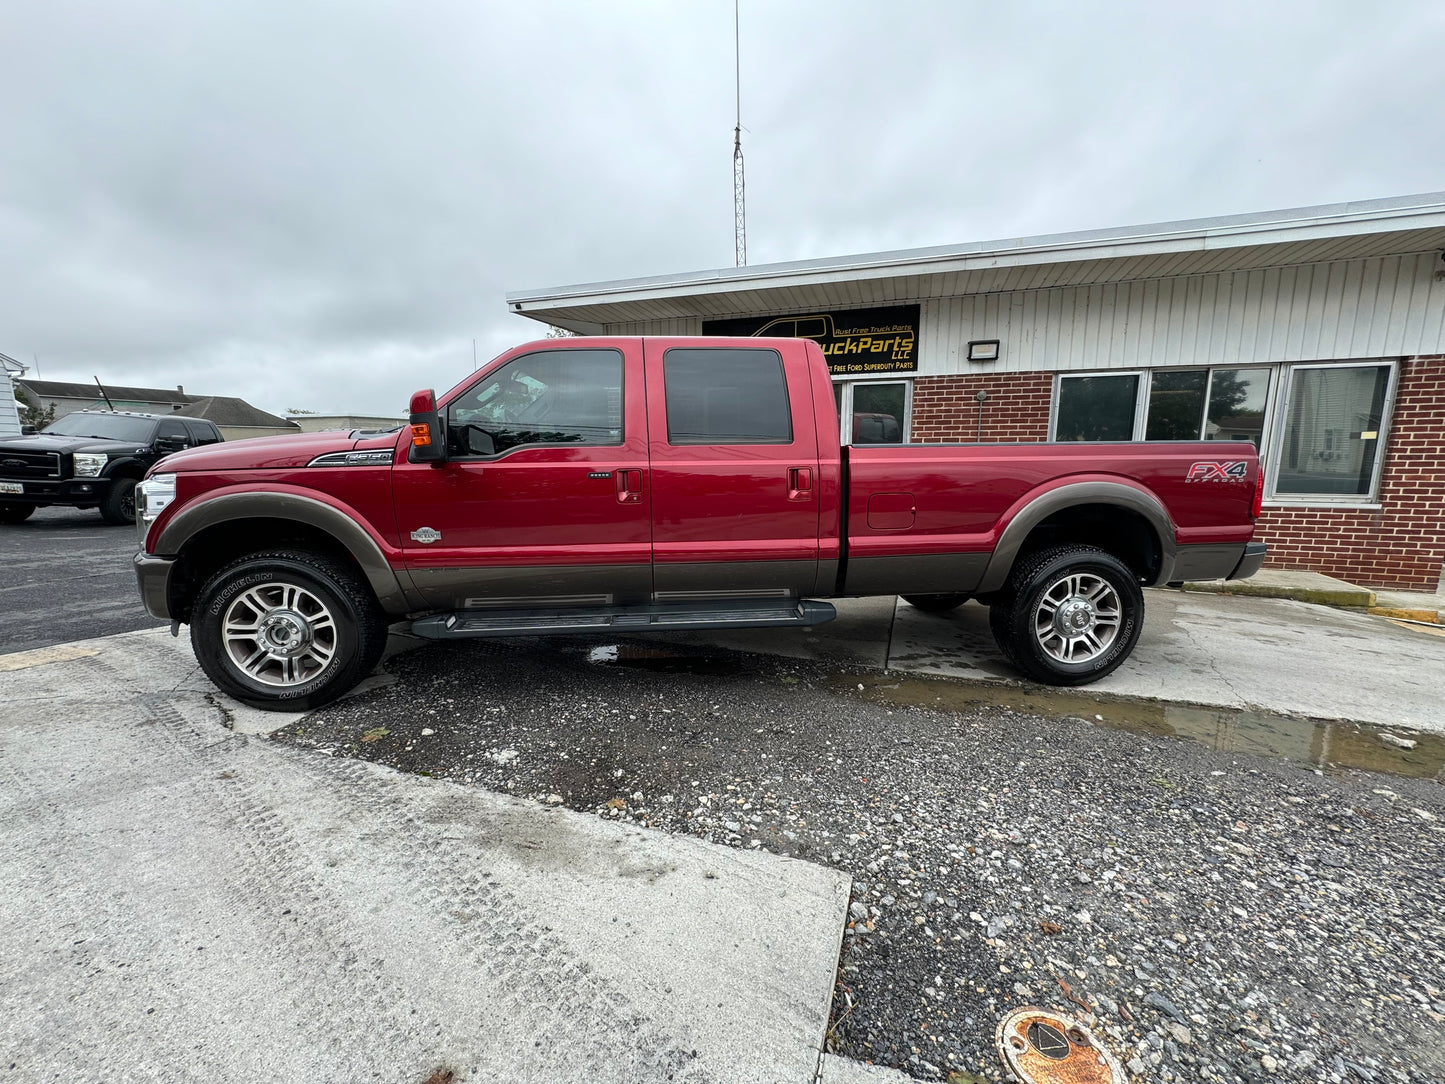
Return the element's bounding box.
[0,506,162,652]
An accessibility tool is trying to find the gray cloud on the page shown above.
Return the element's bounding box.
[3,0,1442,416]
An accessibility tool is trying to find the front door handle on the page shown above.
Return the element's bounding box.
[616,469,644,504]
[787,467,813,502]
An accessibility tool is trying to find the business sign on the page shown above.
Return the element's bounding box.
[702,304,919,376]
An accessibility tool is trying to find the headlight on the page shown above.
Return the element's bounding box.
[137,473,177,526]
[73,453,108,478]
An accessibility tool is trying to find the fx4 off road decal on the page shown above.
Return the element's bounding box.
[1186,460,1250,483]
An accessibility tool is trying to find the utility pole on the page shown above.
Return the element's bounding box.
[732,0,746,267]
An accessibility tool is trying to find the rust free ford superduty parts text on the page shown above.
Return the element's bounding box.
[133,337,1266,710]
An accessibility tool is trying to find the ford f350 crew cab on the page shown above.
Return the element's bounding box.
[133,337,1266,710]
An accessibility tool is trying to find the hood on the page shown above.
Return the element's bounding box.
[153,429,402,473]
[0,433,150,456]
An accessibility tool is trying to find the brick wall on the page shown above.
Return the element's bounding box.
[910,372,1052,443]
[1253,355,1445,590]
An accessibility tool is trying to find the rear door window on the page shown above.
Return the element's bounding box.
[662,348,792,444]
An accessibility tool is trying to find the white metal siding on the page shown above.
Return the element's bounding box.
[0,373,20,438]
[919,253,1445,375]
[602,317,703,336]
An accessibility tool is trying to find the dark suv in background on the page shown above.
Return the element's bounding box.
[0,411,223,525]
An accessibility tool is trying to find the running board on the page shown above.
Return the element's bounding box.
[410,599,837,640]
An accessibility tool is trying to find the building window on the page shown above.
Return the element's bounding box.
[1053,373,1142,441]
[1268,363,1393,501]
[835,380,910,444]
[1054,367,1272,445]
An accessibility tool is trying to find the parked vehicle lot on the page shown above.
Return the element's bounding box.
[0,507,163,653]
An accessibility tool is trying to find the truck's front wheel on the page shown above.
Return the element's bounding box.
[99,478,138,525]
[989,545,1143,686]
[191,550,388,711]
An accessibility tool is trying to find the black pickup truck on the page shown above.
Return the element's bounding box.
[0,410,223,525]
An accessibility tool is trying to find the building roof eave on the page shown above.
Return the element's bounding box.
[506,191,1445,326]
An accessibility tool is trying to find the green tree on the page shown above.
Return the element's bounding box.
[19,401,56,430]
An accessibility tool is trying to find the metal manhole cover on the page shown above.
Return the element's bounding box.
[995,1007,1125,1084]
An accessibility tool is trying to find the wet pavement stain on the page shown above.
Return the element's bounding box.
[583,642,748,677]
[840,672,1445,780]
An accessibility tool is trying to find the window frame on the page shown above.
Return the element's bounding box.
[834,377,912,446]
[444,347,626,460]
[1262,360,1398,507]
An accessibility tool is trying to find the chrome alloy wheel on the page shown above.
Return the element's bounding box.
[222,582,337,686]
[1031,572,1122,664]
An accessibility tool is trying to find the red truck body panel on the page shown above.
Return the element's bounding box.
[143,336,1260,614]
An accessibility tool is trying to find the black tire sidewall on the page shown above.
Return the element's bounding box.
[0,503,36,524]
[100,478,138,525]
[1006,549,1144,685]
[192,558,368,709]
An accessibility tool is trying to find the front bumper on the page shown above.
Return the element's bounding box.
[134,552,177,621]
[1227,541,1268,581]
[0,476,116,506]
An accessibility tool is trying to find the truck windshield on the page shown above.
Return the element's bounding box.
[44,414,156,442]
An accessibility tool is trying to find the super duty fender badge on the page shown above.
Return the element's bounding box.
[410,527,442,544]
[1185,460,1249,482]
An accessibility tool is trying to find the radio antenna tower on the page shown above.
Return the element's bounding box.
[732,0,746,267]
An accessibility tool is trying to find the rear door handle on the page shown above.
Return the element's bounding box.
[616,468,644,504]
[788,467,813,502]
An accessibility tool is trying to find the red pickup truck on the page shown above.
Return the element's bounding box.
[133,336,1265,710]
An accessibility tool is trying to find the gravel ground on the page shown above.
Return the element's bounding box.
[276,637,1445,1084]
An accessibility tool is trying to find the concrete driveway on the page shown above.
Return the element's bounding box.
[655,588,1445,736]
[0,630,849,1083]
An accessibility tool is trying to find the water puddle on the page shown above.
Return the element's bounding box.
[843,673,1445,780]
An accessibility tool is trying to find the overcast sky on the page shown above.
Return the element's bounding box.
[3,0,1443,417]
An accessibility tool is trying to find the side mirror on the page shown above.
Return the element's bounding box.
[20,425,37,435]
[408,389,446,463]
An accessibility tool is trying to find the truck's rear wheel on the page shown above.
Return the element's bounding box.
[191,550,388,711]
[0,503,35,524]
[989,545,1143,686]
[901,593,969,614]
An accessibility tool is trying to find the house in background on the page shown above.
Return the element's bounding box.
[0,354,24,438]
[14,379,299,440]
[15,378,195,419]
[174,397,300,441]
[286,413,405,433]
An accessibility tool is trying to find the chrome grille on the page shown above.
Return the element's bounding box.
[0,451,62,479]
